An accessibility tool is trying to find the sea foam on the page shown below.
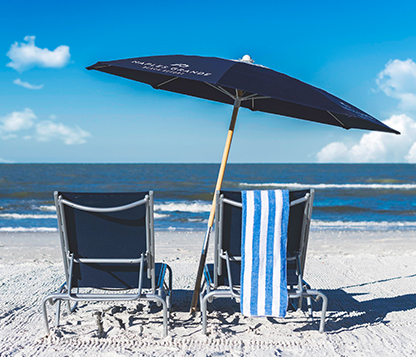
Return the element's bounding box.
[37,205,56,212]
[311,220,416,230]
[155,201,211,213]
[0,213,56,220]
[239,182,416,190]
[0,227,58,232]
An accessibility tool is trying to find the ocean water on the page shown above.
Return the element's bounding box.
[1,163,416,232]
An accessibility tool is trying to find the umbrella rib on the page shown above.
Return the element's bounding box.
[327,111,348,129]
[240,94,270,111]
[241,95,270,101]
[204,82,236,100]
[241,93,260,100]
[156,77,179,88]
[204,82,271,107]
[241,93,258,100]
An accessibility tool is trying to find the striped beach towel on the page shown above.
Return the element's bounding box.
[240,190,289,317]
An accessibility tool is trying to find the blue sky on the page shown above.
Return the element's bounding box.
[1,0,416,163]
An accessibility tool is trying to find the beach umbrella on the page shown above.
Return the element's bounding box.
[86,54,399,312]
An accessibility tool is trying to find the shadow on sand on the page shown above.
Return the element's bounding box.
[171,273,416,334]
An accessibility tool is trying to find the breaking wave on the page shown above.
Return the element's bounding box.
[36,205,56,212]
[154,213,169,219]
[0,213,56,220]
[0,227,58,232]
[311,220,416,230]
[239,182,416,190]
[155,201,211,213]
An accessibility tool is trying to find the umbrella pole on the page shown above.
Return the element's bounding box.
[190,96,241,313]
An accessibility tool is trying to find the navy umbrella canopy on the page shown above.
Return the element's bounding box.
[87,54,398,134]
[87,54,399,312]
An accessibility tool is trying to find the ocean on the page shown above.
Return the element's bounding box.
[1,163,416,232]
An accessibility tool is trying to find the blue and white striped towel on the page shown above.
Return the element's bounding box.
[240,190,289,317]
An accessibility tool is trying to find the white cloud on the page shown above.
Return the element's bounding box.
[317,58,416,163]
[0,109,90,145]
[36,120,91,145]
[1,134,18,140]
[317,114,416,163]
[0,157,14,163]
[405,143,416,163]
[6,36,70,72]
[376,59,416,111]
[316,142,349,162]
[13,78,44,90]
[0,108,36,139]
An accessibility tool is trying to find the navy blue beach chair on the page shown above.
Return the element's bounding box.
[42,191,172,337]
[200,189,327,333]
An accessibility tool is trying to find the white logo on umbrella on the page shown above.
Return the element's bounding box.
[171,63,190,68]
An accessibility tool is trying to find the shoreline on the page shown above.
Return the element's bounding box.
[3,219,416,235]
[1,228,415,262]
[1,229,416,356]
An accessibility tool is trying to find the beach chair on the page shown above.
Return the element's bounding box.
[200,189,327,333]
[42,191,172,337]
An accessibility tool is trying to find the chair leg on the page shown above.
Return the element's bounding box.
[201,290,218,335]
[307,297,313,317]
[42,296,53,335]
[161,298,168,337]
[56,299,76,327]
[304,289,328,333]
[149,295,168,337]
[67,288,78,314]
[43,293,71,335]
[166,295,171,320]
[70,301,78,313]
[298,296,303,310]
[317,292,328,333]
[201,294,208,335]
[156,288,163,307]
[55,300,61,327]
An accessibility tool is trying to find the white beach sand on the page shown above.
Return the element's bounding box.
[1,229,416,356]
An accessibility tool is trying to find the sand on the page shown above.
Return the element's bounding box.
[1,229,416,356]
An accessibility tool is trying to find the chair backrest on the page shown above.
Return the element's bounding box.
[286,189,314,278]
[54,191,154,290]
[214,191,243,287]
[213,189,314,288]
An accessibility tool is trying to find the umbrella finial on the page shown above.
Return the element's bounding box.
[241,54,254,63]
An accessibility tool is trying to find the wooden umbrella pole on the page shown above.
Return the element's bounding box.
[190,96,241,313]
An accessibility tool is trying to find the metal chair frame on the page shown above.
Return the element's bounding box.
[200,189,327,334]
[42,191,172,337]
